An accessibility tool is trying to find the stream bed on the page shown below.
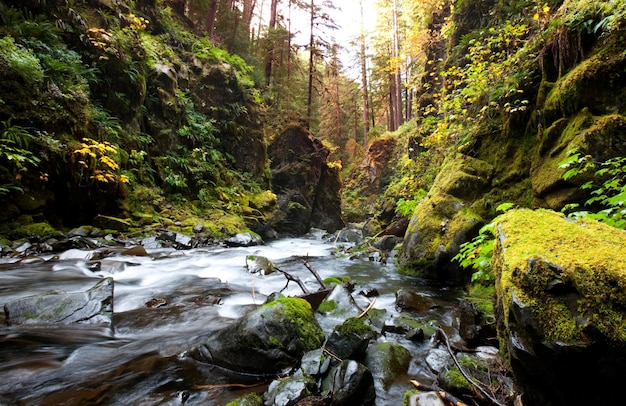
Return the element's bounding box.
[0,233,469,405]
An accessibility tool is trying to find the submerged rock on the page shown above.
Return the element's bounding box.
[186,297,324,374]
[4,277,114,325]
[494,208,626,406]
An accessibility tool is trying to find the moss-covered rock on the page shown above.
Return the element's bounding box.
[530,109,626,209]
[399,154,490,281]
[187,297,325,374]
[494,208,626,405]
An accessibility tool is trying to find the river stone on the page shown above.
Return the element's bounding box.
[494,208,626,406]
[187,297,324,374]
[225,232,262,247]
[404,391,446,406]
[300,348,331,377]
[264,370,317,406]
[4,277,114,325]
[324,317,376,361]
[395,289,437,313]
[320,360,376,405]
[317,284,362,318]
[364,342,411,390]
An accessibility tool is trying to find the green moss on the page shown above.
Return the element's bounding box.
[263,297,325,350]
[9,221,60,239]
[224,393,264,406]
[544,49,626,116]
[466,284,496,316]
[495,209,626,343]
[335,317,374,337]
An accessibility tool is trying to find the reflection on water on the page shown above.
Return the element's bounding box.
[0,235,465,405]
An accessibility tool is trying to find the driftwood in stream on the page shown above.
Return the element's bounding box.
[436,327,509,406]
[246,255,331,309]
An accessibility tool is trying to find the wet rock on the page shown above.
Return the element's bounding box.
[4,277,114,325]
[245,255,276,275]
[141,236,162,249]
[395,289,437,312]
[320,360,376,406]
[425,348,452,375]
[159,231,193,249]
[382,314,435,341]
[334,225,363,243]
[224,232,262,247]
[364,342,411,390]
[122,245,149,256]
[324,317,376,361]
[373,235,402,252]
[403,391,446,406]
[265,370,317,406]
[187,297,324,374]
[300,348,332,377]
[317,285,363,318]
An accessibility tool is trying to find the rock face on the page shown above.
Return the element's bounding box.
[399,154,493,281]
[493,209,626,406]
[268,125,345,235]
[187,297,325,374]
[4,277,113,325]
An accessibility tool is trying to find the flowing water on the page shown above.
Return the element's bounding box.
[0,233,466,405]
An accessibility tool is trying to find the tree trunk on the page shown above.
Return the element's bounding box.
[206,0,219,40]
[359,0,370,148]
[391,0,403,130]
[264,0,279,82]
[306,0,315,129]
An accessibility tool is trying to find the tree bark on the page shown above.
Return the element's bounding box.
[359,0,370,148]
[264,0,279,82]
[306,0,315,129]
[206,0,219,40]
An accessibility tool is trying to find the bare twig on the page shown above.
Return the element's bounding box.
[302,257,327,289]
[274,265,310,295]
[357,297,377,319]
[436,327,506,406]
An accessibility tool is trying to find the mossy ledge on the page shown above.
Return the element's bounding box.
[494,208,626,345]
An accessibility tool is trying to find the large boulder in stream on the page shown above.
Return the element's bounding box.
[494,209,626,406]
[4,277,113,325]
[268,125,345,236]
[399,154,493,281]
[187,297,324,374]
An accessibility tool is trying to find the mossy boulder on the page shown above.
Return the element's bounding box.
[530,108,626,209]
[186,297,325,374]
[399,154,492,281]
[493,208,626,405]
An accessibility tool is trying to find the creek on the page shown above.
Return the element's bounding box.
[0,233,468,405]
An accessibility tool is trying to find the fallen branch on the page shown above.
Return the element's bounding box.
[274,265,310,295]
[409,380,467,406]
[357,297,377,319]
[302,257,327,289]
[436,327,506,406]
